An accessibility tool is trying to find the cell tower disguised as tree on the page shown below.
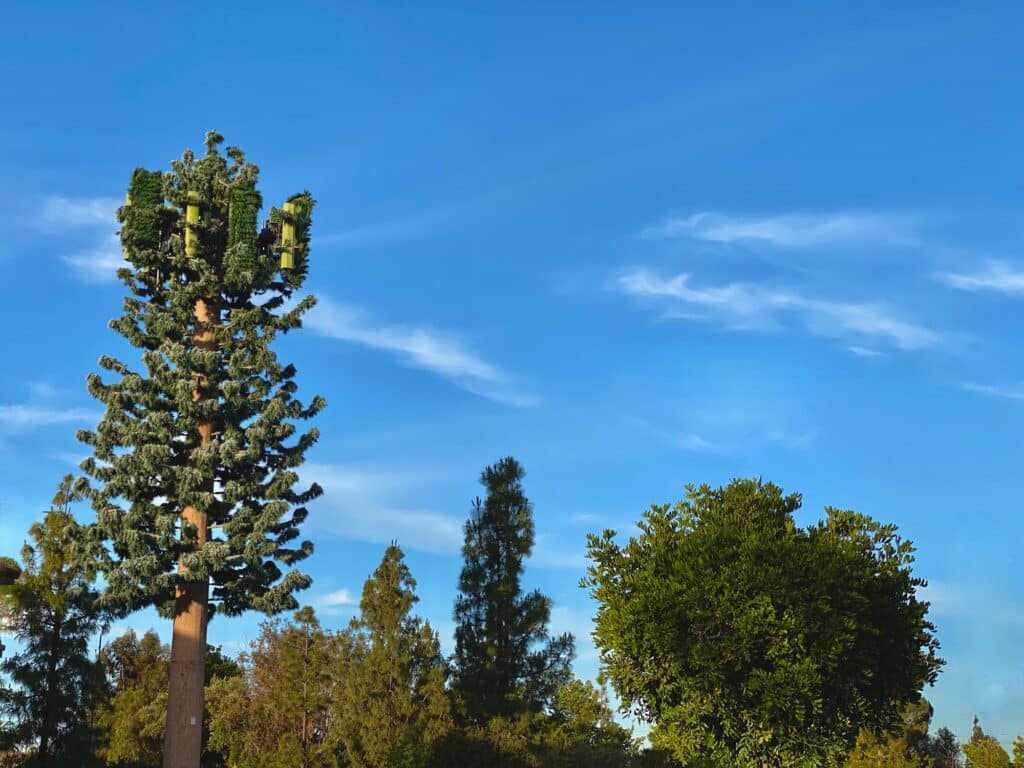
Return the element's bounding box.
[78,132,324,768]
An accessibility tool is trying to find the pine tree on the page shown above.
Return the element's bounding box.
[333,544,451,768]
[0,476,105,765]
[929,727,965,768]
[452,457,574,724]
[77,132,324,767]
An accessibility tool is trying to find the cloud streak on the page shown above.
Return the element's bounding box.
[937,260,1024,296]
[961,383,1024,402]
[41,195,119,229]
[0,404,99,434]
[61,234,122,282]
[640,211,920,249]
[306,298,539,406]
[306,462,465,555]
[619,268,940,350]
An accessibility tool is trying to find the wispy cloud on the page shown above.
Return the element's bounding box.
[639,211,920,249]
[961,383,1024,401]
[311,588,359,615]
[619,268,940,350]
[41,195,119,229]
[306,298,539,406]
[937,260,1024,295]
[306,462,464,555]
[846,346,884,359]
[62,233,122,282]
[37,195,123,281]
[0,404,99,434]
[625,414,813,456]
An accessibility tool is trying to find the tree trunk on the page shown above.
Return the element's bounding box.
[163,296,215,768]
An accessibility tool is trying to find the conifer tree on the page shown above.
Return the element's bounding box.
[333,544,451,768]
[78,132,324,768]
[452,457,574,724]
[207,607,336,768]
[0,476,105,765]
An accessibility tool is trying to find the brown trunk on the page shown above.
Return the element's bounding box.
[163,297,216,768]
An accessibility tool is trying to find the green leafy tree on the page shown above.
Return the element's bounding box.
[845,699,935,768]
[207,607,336,768]
[77,132,324,766]
[583,478,943,768]
[97,629,170,767]
[1013,737,1024,768]
[548,678,637,767]
[453,457,575,724]
[0,476,105,765]
[332,544,451,768]
[963,717,1010,768]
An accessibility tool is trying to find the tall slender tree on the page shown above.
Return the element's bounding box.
[452,457,574,724]
[78,132,324,768]
[0,476,105,765]
[333,544,451,767]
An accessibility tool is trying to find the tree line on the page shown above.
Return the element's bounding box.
[3,467,1023,767]
[1,459,650,767]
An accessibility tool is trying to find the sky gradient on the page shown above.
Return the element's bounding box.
[1,1,1022,748]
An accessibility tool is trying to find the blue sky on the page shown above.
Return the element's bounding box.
[1,0,1023,748]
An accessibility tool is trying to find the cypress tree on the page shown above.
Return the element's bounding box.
[452,457,574,725]
[0,476,105,765]
[333,544,451,767]
[77,132,324,768]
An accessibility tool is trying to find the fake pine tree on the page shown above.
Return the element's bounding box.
[78,132,324,768]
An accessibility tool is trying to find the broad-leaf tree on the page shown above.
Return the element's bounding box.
[452,457,574,724]
[0,476,105,765]
[584,478,943,768]
[207,607,336,768]
[78,132,324,767]
[97,629,170,768]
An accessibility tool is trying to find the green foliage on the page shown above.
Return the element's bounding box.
[0,557,20,586]
[95,629,169,767]
[0,477,105,765]
[207,607,336,768]
[453,457,575,724]
[79,132,324,619]
[963,717,1011,768]
[844,699,935,768]
[332,544,451,768]
[583,478,943,768]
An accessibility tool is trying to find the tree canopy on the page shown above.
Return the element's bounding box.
[584,477,943,767]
